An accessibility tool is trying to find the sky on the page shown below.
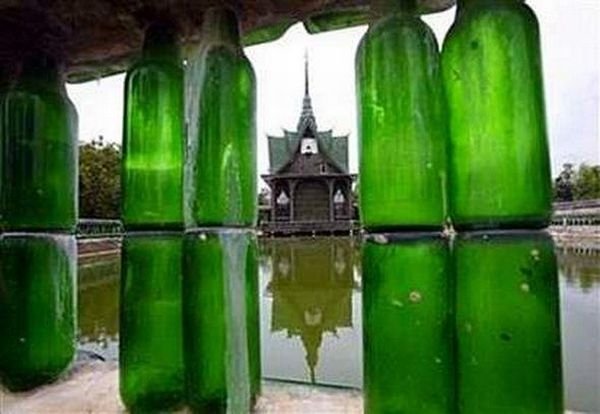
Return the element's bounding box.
[67,0,599,181]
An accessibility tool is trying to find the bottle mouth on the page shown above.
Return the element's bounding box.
[143,20,179,49]
[17,52,65,85]
[201,7,241,45]
[458,0,524,7]
[371,0,419,17]
[139,19,181,62]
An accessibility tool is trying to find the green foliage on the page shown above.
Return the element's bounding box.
[258,187,270,206]
[553,163,575,201]
[554,163,600,201]
[79,140,121,218]
[573,164,600,200]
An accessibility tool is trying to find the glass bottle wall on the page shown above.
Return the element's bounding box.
[0,40,78,394]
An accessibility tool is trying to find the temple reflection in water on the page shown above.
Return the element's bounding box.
[260,237,360,385]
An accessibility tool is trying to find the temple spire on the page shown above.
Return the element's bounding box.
[298,50,317,135]
[304,49,310,96]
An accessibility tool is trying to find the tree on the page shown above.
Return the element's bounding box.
[554,163,575,201]
[573,164,600,200]
[258,187,271,206]
[79,139,121,218]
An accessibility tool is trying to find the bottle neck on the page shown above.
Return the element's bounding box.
[18,53,64,91]
[0,65,10,91]
[142,21,180,62]
[201,7,241,48]
[457,0,524,10]
[372,0,418,17]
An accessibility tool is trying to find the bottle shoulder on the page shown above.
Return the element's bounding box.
[359,14,438,52]
[446,3,539,39]
[193,44,255,79]
[126,60,183,81]
[2,85,73,111]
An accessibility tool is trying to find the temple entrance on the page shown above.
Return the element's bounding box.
[294,180,329,222]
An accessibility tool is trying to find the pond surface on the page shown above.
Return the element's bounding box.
[77,236,600,413]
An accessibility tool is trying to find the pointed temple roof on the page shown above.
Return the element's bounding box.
[297,52,318,136]
[267,53,349,174]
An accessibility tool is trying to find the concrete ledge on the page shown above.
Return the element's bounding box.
[0,359,584,413]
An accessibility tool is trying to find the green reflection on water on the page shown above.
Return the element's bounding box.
[78,255,120,358]
[557,248,600,293]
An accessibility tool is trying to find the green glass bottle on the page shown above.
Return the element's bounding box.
[184,229,254,413]
[185,8,257,228]
[0,234,76,391]
[362,233,455,413]
[357,0,447,231]
[122,21,184,230]
[245,235,262,404]
[0,63,12,92]
[0,53,77,231]
[442,0,551,230]
[455,231,562,413]
[119,232,184,412]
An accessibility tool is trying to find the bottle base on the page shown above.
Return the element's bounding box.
[362,224,445,233]
[123,222,184,232]
[188,398,227,414]
[452,217,550,232]
[122,389,185,413]
[0,362,73,392]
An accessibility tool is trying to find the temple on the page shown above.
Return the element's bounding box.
[260,55,357,236]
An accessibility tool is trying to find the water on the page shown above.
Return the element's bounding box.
[77,256,119,361]
[77,236,600,413]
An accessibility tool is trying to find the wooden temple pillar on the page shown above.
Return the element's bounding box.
[269,181,277,222]
[327,179,335,222]
[289,179,298,222]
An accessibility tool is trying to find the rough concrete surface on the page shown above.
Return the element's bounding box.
[0,361,362,413]
[0,360,584,413]
[0,0,455,83]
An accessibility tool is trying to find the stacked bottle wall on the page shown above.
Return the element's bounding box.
[183,8,259,412]
[358,1,559,412]
[357,2,451,411]
[441,3,561,410]
[119,20,186,412]
[442,0,551,230]
[357,0,447,231]
[0,49,77,391]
